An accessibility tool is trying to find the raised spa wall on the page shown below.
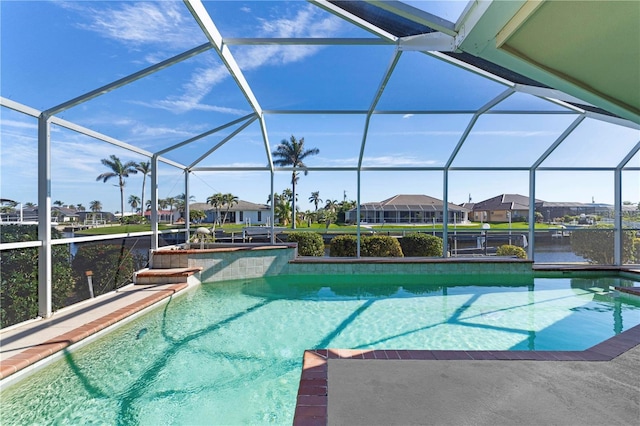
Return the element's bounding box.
[148,244,534,283]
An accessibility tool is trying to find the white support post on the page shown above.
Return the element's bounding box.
[528,169,536,261]
[442,170,449,257]
[270,171,275,244]
[356,169,361,258]
[614,169,622,265]
[185,170,191,244]
[151,155,159,250]
[37,114,52,318]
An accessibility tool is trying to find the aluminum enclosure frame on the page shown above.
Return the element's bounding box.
[1,0,639,319]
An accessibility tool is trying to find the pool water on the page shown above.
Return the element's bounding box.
[2,274,639,425]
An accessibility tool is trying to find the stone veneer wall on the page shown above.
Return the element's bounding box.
[151,245,534,283]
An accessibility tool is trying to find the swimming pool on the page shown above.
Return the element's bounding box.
[1,273,639,425]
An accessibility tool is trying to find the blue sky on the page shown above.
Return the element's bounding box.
[1,0,639,213]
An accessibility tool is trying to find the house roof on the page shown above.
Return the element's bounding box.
[52,207,79,217]
[473,194,544,211]
[357,194,470,212]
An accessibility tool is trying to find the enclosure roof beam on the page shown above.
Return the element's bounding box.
[184,0,263,116]
[188,115,259,169]
[364,0,457,36]
[0,97,40,118]
[531,114,586,170]
[444,88,515,169]
[191,167,271,172]
[616,140,640,170]
[224,37,391,46]
[426,51,513,88]
[310,0,398,43]
[358,49,403,169]
[44,43,212,117]
[155,113,257,157]
[50,116,186,170]
[259,115,275,172]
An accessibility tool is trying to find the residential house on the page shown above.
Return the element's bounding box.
[190,200,272,225]
[347,194,470,224]
[143,210,180,223]
[470,194,543,223]
[537,201,614,222]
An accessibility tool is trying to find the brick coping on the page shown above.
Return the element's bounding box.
[293,324,640,425]
[135,267,203,277]
[0,283,189,381]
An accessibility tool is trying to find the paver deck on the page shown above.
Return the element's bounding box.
[0,282,190,382]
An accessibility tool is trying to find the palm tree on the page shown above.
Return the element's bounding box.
[53,200,64,207]
[89,200,102,212]
[324,199,338,228]
[0,199,17,214]
[96,155,138,222]
[165,196,176,224]
[76,204,86,211]
[24,202,36,208]
[128,195,141,213]
[325,199,338,213]
[272,135,319,229]
[136,161,151,214]
[274,195,291,226]
[175,193,195,222]
[221,193,239,224]
[309,191,322,211]
[207,193,224,224]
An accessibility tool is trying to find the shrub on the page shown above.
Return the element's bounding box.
[330,235,357,257]
[121,215,147,225]
[287,232,324,256]
[361,235,403,257]
[330,234,404,257]
[399,233,443,257]
[72,243,145,298]
[570,225,637,264]
[0,225,75,328]
[496,244,527,259]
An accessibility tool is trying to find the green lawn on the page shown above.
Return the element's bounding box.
[73,221,558,236]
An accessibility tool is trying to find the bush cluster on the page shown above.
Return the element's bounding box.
[121,215,147,225]
[72,243,147,298]
[0,225,75,328]
[399,233,443,257]
[495,244,527,259]
[287,232,325,256]
[329,234,403,257]
[570,225,638,264]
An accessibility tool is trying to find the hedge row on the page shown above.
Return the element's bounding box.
[290,232,528,259]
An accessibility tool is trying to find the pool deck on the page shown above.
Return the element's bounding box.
[0,282,189,383]
[1,266,639,425]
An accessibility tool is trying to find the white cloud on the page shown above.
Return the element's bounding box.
[75,2,203,50]
[146,4,343,114]
[0,119,38,130]
[317,154,439,167]
[63,2,343,115]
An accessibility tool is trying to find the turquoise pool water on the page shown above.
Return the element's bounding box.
[1,274,639,425]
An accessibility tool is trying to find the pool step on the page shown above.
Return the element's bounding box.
[134,267,203,285]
